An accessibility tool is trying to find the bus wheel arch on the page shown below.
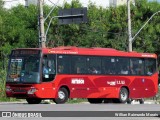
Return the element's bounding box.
[53,85,70,104]
[61,85,70,98]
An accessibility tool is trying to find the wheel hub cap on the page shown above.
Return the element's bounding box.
[121,91,127,101]
[58,91,65,100]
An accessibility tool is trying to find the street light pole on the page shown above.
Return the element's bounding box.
[132,10,160,43]
[127,0,132,52]
[127,0,160,51]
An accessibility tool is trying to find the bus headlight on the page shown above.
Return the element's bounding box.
[27,87,37,94]
[6,86,12,92]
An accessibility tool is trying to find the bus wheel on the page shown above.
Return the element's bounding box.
[88,98,103,104]
[26,98,42,104]
[139,99,144,104]
[118,87,129,103]
[53,87,69,104]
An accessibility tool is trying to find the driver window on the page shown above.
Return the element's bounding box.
[42,55,56,82]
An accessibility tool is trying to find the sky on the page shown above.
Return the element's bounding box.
[3,0,160,9]
[3,0,109,9]
[148,0,160,1]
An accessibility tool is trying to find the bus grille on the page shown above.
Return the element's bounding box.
[13,89,26,92]
[13,94,28,98]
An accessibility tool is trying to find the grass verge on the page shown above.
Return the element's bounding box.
[67,99,88,104]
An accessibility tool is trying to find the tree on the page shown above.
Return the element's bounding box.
[0,0,160,59]
[132,0,160,52]
[0,4,39,69]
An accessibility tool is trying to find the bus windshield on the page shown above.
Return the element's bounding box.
[7,50,41,83]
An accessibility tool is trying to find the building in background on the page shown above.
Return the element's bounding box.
[25,0,38,7]
[109,0,135,7]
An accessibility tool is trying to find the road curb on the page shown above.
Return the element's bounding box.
[0,100,159,104]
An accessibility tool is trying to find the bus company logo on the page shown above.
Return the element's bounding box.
[142,54,154,57]
[107,80,125,86]
[71,78,84,84]
[48,50,78,54]
[107,81,116,86]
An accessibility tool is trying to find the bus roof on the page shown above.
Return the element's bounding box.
[15,46,157,58]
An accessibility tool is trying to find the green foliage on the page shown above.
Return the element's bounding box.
[0,0,159,56]
[67,99,87,103]
[0,70,17,101]
[131,0,160,52]
[0,70,6,98]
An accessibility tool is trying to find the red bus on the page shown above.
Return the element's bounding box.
[6,46,158,104]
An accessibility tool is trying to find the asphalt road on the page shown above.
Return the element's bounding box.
[0,102,160,120]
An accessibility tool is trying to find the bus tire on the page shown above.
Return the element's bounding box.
[119,87,129,103]
[114,87,129,103]
[53,87,69,104]
[26,98,42,104]
[139,99,144,104]
[88,98,103,104]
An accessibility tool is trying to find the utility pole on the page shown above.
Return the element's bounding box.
[38,0,46,48]
[127,0,132,52]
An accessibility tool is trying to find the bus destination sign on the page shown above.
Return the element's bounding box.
[12,50,40,55]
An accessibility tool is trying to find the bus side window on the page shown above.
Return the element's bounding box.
[48,60,55,74]
[71,56,87,74]
[42,55,56,82]
[57,55,71,74]
[116,57,129,75]
[102,57,115,75]
[130,58,144,75]
[58,65,64,73]
[145,59,156,75]
[76,67,81,74]
[88,57,101,74]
